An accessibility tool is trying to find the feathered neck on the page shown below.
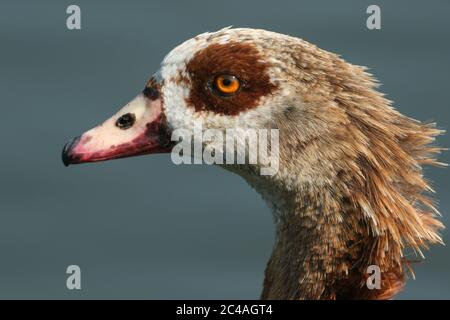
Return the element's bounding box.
[252,145,443,300]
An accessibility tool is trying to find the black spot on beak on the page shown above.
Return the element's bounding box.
[115,113,136,130]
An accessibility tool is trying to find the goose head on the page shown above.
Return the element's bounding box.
[62,29,286,175]
[62,28,444,299]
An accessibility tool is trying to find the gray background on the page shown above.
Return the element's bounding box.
[0,0,449,299]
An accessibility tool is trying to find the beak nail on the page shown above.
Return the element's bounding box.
[62,136,80,167]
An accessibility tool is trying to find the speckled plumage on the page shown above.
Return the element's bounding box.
[159,28,444,299]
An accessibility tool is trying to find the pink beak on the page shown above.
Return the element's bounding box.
[62,93,172,166]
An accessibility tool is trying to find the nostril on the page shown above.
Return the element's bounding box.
[115,113,136,130]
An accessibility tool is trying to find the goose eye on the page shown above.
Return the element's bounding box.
[213,75,240,95]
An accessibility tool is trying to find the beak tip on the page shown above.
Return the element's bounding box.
[62,144,71,167]
[62,137,80,167]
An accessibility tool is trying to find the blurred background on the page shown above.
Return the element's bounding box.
[0,0,449,299]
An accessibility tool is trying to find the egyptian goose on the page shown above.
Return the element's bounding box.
[62,28,445,300]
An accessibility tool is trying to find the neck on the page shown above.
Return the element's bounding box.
[253,180,404,300]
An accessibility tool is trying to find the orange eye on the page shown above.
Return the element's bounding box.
[214,75,240,95]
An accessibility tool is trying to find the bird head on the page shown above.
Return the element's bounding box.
[62,28,311,175]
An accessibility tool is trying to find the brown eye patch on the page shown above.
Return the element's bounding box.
[183,42,278,116]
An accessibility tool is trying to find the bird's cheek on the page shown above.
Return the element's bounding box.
[62,94,173,166]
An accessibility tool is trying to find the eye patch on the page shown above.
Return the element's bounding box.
[182,42,278,116]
